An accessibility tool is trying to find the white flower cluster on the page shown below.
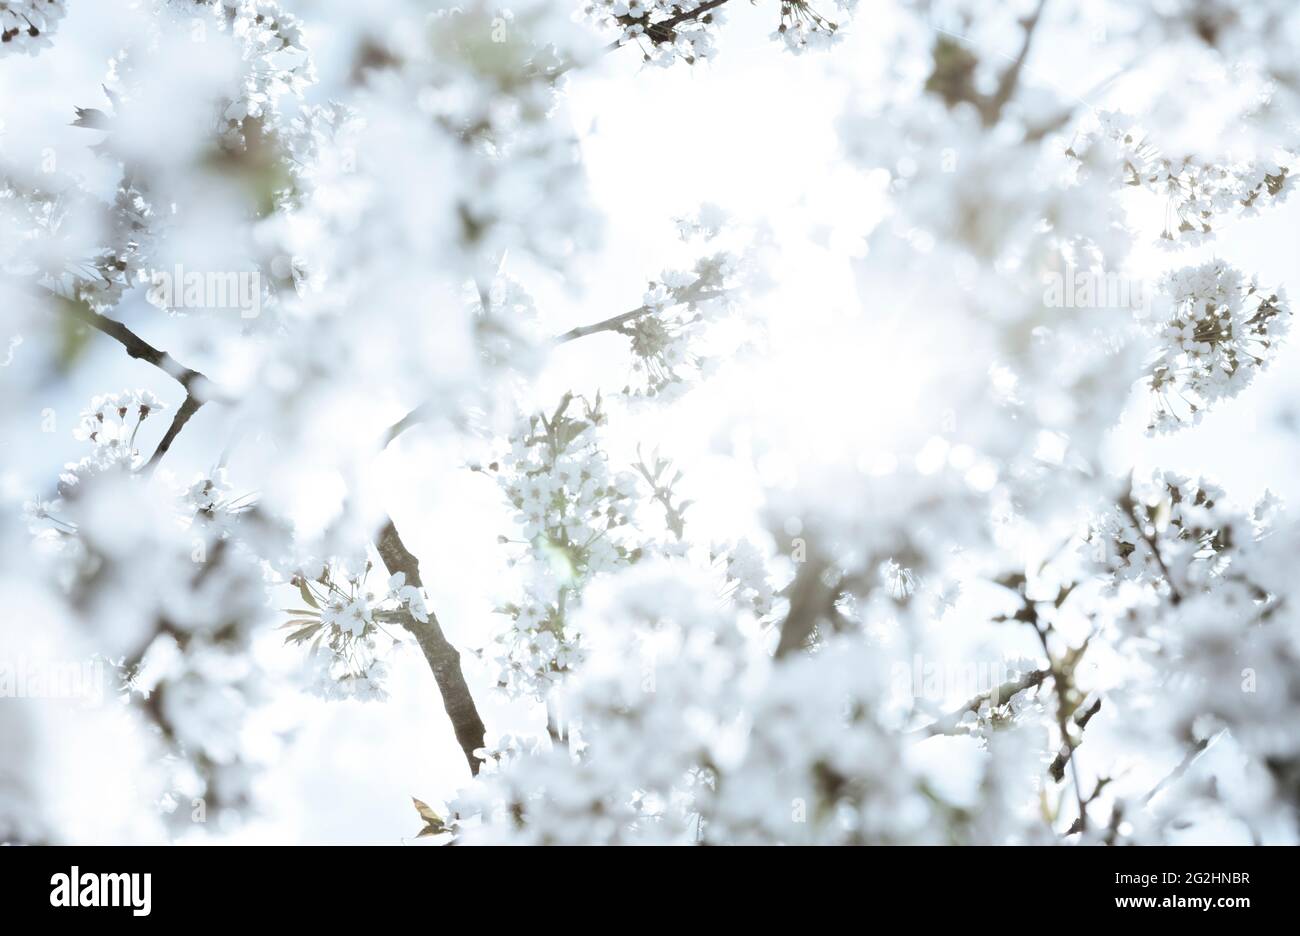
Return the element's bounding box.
[482,393,642,697]
[587,0,720,67]
[714,538,780,619]
[0,0,63,57]
[451,563,1054,844]
[45,391,169,502]
[1085,471,1300,837]
[281,563,431,703]
[0,180,157,316]
[450,562,749,843]
[588,0,860,63]
[1087,472,1243,593]
[1073,112,1295,248]
[1145,261,1290,433]
[210,0,313,146]
[25,406,282,831]
[70,389,167,456]
[771,1,856,55]
[616,211,756,400]
[421,2,600,272]
[623,252,736,399]
[471,274,547,377]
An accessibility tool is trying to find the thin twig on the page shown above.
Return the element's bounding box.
[1121,485,1184,605]
[18,282,219,473]
[142,393,204,475]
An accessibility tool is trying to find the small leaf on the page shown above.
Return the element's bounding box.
[285,623,323,645]
[412,797,441,823]
[412,797,447,837]
[297,579,320,609]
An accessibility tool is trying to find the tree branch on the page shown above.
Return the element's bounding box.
[546,0,735,78]
[376,517,488,776]
[981,0,1048,125]
[142,393,205,474]
[774,556,837,659]
[20,279,489,776]
[555,304,649,344]
[1142,730,1225,805]
[1120,486,1184,605]
[1049,695,1101,782]
[555,288,725,345]
[41,287,214,395]
[636,0,733,46]
[914,667,1052,737]
[17,282,219,472]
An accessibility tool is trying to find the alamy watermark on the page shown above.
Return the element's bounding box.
[50,867,151,916]
[146,264,261,318]
[0,657,107,705]
[890,654,1014,708]
[1043,264,1150,314]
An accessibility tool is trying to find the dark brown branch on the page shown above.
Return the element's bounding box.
[17,281,220,473]
[547,0,734,79]
[376,517,487,776]
[1031,620,1092,831]
[1120,486,1183,605]
[143,394,204,475]
[593,0,736,55]
[638,0,733,46]
[44,287,214,395]
[26,279,490,776]
[1049,695,1101,782]
[981,0,1048,125]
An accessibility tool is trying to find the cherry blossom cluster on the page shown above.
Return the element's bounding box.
[1071,111,1295,248]
[1144,261,1290,433]
[771,1,856,55]
[480,393,642,697]
[0,178,157,315]
[1084,471,1300,837]
[622,254,735,399]
[450,563,1058,844]
[277,558,436,703]
[619,211,755,399]
[586,0,721,67]
[0,0,62,57]
[24,405,279,832]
